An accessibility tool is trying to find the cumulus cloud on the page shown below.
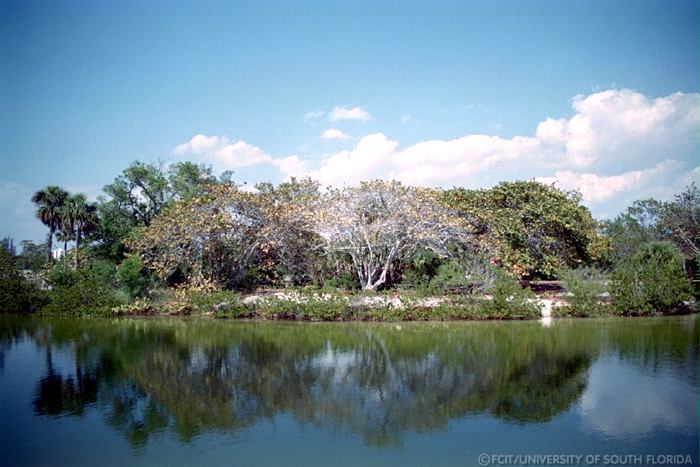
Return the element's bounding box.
[310,133,398,187]
[536,160,682,204]
[273,155,310,179]
[535,89,697,172]
[174,90,698,217]
[320,129,349,140]
[329,106,372,122]
[173,134,227,155]
[294,89,698,215]
[173,134,272,171]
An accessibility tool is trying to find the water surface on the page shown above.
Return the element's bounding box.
[0,315,696,466]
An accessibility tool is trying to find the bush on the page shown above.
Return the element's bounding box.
[429,260,468,291]
[610,241,693,315]
[558,267,608,317]
[321,272,360,292]
[42,262,121,315]
[117,256,150,300]
[0,248,49,313]
[483,273,540,319]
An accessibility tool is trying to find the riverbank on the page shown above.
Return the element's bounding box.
[94,287,696,321]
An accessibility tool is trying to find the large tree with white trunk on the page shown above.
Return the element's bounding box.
[312,180,474,290]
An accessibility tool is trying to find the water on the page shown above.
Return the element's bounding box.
[0,315,696,466]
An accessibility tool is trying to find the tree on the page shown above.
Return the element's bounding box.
[661,183,698,261]
[604,183,699,272]
[103,161,171,227]
[254,178,322,284]
[610,241,692,315]
[130,184,268,287]
[0,237,15,256]
[95,161,223,263]
[62,194,99,268]
[16,240,47,271]
[603,198,668,265]
[443,181,604,279]
[168,161,217,201]
[311,181,474,290]
[31,186,69,262]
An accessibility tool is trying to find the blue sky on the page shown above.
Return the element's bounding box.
[1,0,698,243]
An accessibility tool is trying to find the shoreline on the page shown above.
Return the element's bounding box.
[33,288,697,321]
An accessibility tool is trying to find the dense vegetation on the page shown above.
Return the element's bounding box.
[1,160,697,318]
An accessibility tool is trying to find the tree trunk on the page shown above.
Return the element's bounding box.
[46,229,54,262]
[75,230,81,269]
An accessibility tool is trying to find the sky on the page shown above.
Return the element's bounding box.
[1,0,698,244]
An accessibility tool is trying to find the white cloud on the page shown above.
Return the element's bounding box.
[172,89,698,218]
[401,115,411,124]
[173,134,272,171]
[578,356,696,438]
[215,140,271,168]
[297,89,698,216]
[311,133,398,187]
[320,129,349,140]
[174,134,226,155]
[304,110,325,122]
[535,89,698,171]
[273,155,310,179]
[329,106,372,122]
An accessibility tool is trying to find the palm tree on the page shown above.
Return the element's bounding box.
[56,228,74,255]
[31,186,69,262]
[63,193,99,268]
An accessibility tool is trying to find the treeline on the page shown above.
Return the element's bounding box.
[0,160,697,317]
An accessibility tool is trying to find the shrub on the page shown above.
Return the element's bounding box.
[321,272,360,292]
[558,267,608,317]
[482,273,540,319]
[0,253,48,313]
[429,259,468,291]
[610,241,693,315]
[42,262,121,315]
[117,256,150,300]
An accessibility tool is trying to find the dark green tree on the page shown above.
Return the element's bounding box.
[62,193,99,268]
[442,181,604,279]
[610,241,693,315]
[31,186,69,262]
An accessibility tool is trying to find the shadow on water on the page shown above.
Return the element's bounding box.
[0,314,696,449]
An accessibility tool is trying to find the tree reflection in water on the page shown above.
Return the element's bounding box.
[1,316,692,449]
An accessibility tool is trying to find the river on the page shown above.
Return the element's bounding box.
[0,315,696,466]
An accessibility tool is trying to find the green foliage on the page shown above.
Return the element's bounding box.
[103,161,172,227]
[42,262,121,315]
[1,237,16,256]
[60,193,99,268]
[482,273,540,319]
[0,248,48,313]
[610,241,692,315]
[442,181,604,279]
[252,294,348,321]
[168,161,217,201]
[429,259,468,290]
[603,198,668,266]
[117,256,150,300]
[322,272,360,291]
[400,249,442,287]
[16,240,47,271]
[604,184,699,270]
[557,267,608,317]
[31,185,70,262]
